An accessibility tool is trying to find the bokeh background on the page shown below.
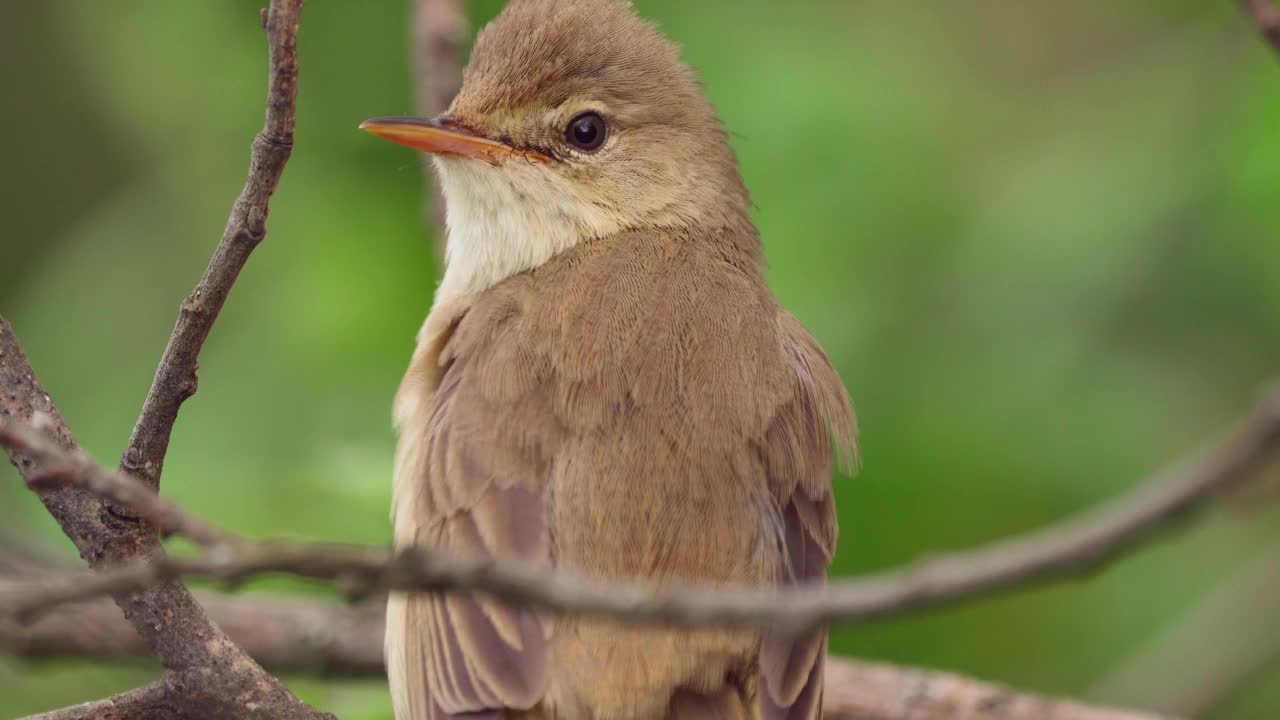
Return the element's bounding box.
[3,0,1279,717]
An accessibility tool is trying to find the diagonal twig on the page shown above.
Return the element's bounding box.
[119,0,302,494]
[17,680,175,720]
[1,3,330,718]
[0,419,232,550]
[2,385,1278,634]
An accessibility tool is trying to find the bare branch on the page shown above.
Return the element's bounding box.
[0,560,1170,720]
[17,681,179,720]
[414,0,466,119]
[4,3,1279,717]
[3,385,1277,634]
[119,0,303,493]
[0,324,95,556]
[822,660,1169,720]
[412,0,467,244]
[0,571,384,677]
[2,3,333,718]
[0,541,384,675]
[0,419,231,549]
[1240,0,1280,54]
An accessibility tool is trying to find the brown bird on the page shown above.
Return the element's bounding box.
[362,1,857,718]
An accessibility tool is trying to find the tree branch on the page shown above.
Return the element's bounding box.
[1,419,232,550]
[1241,0,1280,54]
[2,2,1276,719]
[3,385,1277,633]
[2,3,331,718]
[412,0,467,243]
[0,543,384,676]
[0,575,385,677]
[0,558,1169,720]
[119,0,302,494]
[822,660,1167,720]
[17,681,180,720]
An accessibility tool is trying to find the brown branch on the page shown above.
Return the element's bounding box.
[0,531,382,675]
[0,419,231,550]
[414,0,466,119]
[119,0,302,494]
[0,574,384,677]
[412,0,467,244]
[1240,0,1280,54]
[3,385,1278,634]
[17,681,179,720]
[0,327,96,550]
[2,4,1277,718]
[1,3,332,718]
[0,561,1169,720]
[821,660,1168,720]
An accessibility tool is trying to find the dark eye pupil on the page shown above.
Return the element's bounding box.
[566,113,606,151]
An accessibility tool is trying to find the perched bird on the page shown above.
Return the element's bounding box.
[362,0,857,718]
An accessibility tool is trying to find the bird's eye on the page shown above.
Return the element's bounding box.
[565,112,608,152]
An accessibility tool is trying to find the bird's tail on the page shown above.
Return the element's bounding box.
[665,687,752,720]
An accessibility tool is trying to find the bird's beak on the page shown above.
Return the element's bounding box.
[359,116,549,165]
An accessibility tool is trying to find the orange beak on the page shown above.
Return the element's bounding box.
[359,116,549,165]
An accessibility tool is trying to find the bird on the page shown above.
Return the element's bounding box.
[361,0,857,718]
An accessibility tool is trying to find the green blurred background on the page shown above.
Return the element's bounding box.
[3,0,1279,717]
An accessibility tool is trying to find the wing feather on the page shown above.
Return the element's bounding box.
[389,292,558,720]
[389,236,857,720]
[758,311,857,720]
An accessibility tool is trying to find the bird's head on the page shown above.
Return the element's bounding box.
[363,0,753,295]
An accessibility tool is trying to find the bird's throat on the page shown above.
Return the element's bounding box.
[433,157,625,303]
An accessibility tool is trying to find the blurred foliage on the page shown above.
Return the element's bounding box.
[2,0,1279,717]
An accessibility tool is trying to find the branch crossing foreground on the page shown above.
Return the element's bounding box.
[3,0,1280,718]
[2,386,1279,633]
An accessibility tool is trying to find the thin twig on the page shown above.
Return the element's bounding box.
[0,554,1170,720]
[17,680,178,720]
[2,386,1277,633]
[412,0,467,248]
[119,0,303,493]
[0,419,231,549]
[1240,0,1280,54]
[1,3,330,718]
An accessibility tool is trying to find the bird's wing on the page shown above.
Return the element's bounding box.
[757,310,858,720]
[388,292,563,720]
[388,232,856,720]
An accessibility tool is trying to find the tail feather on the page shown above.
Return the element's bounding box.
[666,687,750,720]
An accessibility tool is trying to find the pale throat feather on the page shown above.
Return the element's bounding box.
[431,156,626,304]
